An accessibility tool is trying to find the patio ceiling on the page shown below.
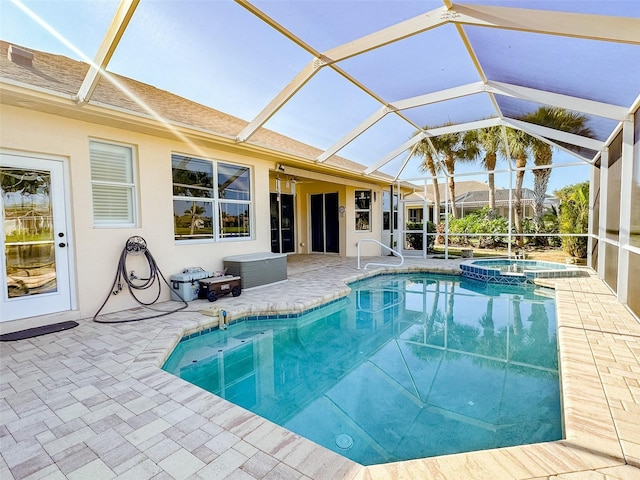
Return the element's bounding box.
[4,0,640,181]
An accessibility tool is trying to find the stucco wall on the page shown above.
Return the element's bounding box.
[295,181,345,255]
[345,185,384,257]
[1,105,272,326]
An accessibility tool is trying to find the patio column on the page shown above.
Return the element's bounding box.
[587,156,598,270]
[616,116,635,303]
[597,148,609,278]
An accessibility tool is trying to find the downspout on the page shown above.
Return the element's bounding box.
[444,175,449,260]
[389,183,394,255]
[423,180,428,259]
[501,126,513,258]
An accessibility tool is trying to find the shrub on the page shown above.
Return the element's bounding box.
[405,221,436,251]
[522,209,560,247]
[555,182,589,258]
[447,207,510,248]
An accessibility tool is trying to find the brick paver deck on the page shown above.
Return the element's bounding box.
[1,255,639,479]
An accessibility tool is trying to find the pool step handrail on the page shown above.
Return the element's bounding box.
[357,239,404,270]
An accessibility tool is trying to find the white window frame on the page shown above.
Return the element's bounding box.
[89,140,137,227]
[355,189,372,231]
[172,154,253,242]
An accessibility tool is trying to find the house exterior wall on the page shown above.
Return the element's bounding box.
[297,181,344,255]
[271,173,384,258]
[1,104,274,328]
[347,185,383,257]
[1,104,394,331]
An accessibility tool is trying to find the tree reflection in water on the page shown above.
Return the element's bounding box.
[407,277,557,374]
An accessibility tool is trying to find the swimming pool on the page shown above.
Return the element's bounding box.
[163,273,561,465]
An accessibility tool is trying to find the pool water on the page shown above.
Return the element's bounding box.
[485,263,564,273]
[472,259,567,272]
[163,273,561,465]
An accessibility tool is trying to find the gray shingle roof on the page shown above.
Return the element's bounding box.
[455,188,559,207]
[0,41,396,183]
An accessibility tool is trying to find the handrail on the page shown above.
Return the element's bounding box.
[357,239,404,270]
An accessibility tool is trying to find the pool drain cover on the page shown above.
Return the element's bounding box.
[335,433,354,449]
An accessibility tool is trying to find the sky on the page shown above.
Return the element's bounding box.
[2,0,635,194]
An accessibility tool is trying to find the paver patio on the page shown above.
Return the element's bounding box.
[1,255,639,479]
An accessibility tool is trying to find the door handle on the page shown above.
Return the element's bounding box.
[59,242,66,248]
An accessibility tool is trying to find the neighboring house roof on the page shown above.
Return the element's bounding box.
[455,188,559,207]
[404,180,494,203]
[404,183,559,208]
[0,41,405,187]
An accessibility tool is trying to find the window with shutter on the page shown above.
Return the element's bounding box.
[89,141,137,226]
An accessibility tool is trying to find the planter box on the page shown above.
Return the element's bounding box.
[223,252,287,289]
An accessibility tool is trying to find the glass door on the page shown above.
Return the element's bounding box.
[310,192,339,254]
[1,154,71,321]
[270,192,296,254]
[280,193,295,253]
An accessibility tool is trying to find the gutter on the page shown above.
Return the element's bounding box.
[1,78,401,188]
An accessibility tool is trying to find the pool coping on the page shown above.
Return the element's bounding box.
[3,256,636,480]
[129,265,634,479]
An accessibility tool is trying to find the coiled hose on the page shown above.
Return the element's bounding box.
[93,236,188,323]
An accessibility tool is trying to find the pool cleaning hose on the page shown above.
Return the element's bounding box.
[93,236,188,323]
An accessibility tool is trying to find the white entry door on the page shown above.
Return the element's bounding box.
[1,154,72,321]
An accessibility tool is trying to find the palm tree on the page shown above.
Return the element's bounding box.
[474,126,503,215]
[433,132,461,219]
[502,129,530,248]
[186,202,206,235]
[413,126,479,219]
[480,297,495,339]
[412,136,442,222]
[520,107,593,228]
[512,295,523,338]
[528,137,553,225]
[433,129,480,219]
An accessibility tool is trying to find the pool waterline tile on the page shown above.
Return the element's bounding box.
[460,258,585,285]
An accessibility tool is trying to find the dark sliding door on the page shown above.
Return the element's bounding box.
[270,193,295,253]
[310,192,339,254]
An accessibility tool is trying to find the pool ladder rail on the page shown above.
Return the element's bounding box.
[357,239,404,270]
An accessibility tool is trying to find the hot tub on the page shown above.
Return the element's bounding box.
[223,252,287,289]
[461,258,585,284]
